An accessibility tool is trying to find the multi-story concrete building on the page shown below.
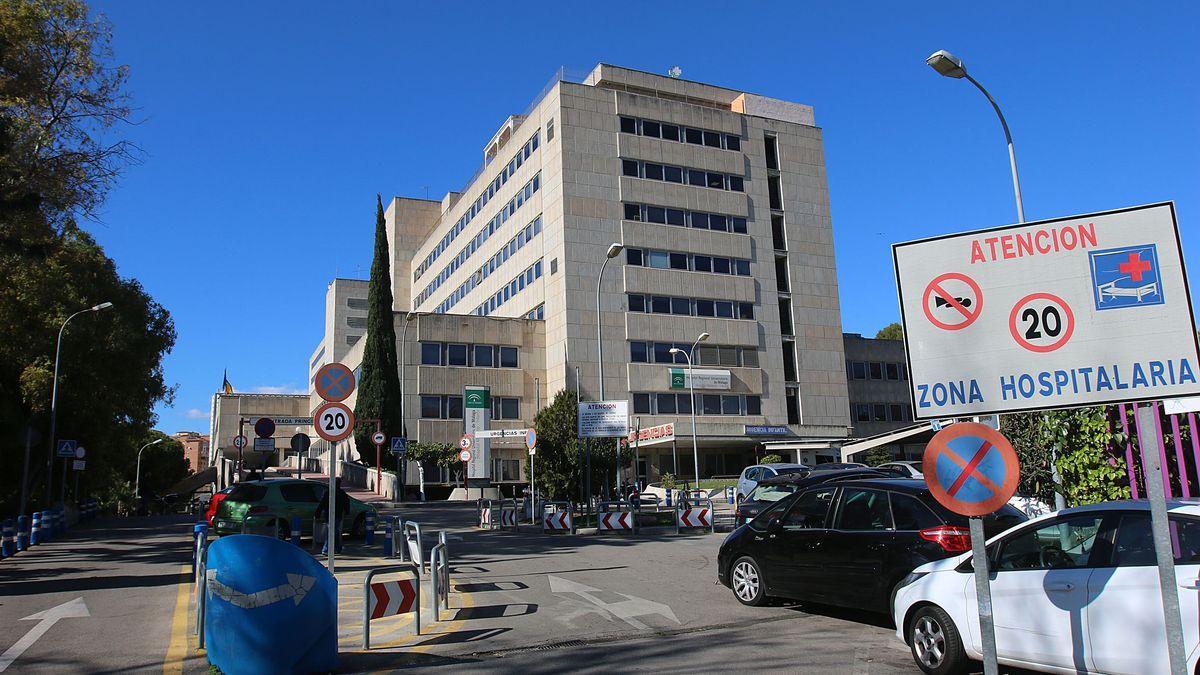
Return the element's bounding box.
[308,278,369,386]
[172,431,210,474]
[316,64,852,490]
[839,333,932,463]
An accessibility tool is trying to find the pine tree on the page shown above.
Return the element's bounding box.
[353,195,403,468]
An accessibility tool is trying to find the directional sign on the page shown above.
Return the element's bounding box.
[289,433,311,454]
[314,363,355,403]
[232,435,247,449]
[254,417,276,438]
[923,423,1020,517]
[895,203,1200,418]
[459,449,472,463]
[313,402,355,442]
[472,428,527,439]
[371,431,386,446]
[525,428,537,450]
[56,440,77,458]
[253,438,276,454]
[391,437,407,455]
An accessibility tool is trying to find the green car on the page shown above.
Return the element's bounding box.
[213,478,377,539]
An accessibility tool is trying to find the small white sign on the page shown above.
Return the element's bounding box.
[895,203,1200,418]
[473,428,528,439]
[529,447,537,456]
[73,460,85,471]
[578,400,629,438]
[670,368,731,390]
[253,438,276,453]
[1164,398,1200,415]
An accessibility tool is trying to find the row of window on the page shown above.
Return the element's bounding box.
[851,402,913,424]
[619,116,741,151]
[420,395,521,420]
[623,203,748,234]
[346,297,368,310]
[628,294,755,320]
[632,392,762,416]
[310,347,324,370]
[621,159,744,192]
[416,174,542,308]
[630,342,759,368]
[473,258,544,316]
[626,247,751,276]
[424,213,543,313]
[415,132,540,282]
[420,342,519,368]
[346,316,367,329]
[525,304,545,320]
[848,361,908,381]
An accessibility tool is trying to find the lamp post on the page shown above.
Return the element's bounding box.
[134,438,165,500]
[670,332,709,500]
[45,302,114,505]
[399,311,420,502]
[593,242,623,513]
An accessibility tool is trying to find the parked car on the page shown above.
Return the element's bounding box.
[205,485,234,527]
[212,479,377,539]
[735,467,893,527]
[717,478,1026,613]
[812,462,867,471]
[736,463,810,501]
[877,460,924,478]
[893,499,1200,675]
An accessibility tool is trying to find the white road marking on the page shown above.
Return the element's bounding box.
[547,576,679,629]
[0,597,90,672]
[207,572,315,608]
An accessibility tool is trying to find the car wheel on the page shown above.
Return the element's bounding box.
[350,514,366,539]
[730,556,768,606]
[909,605,967,675]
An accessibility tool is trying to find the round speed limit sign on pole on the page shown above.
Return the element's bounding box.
[371,431,386,446]
[313,402,355,442]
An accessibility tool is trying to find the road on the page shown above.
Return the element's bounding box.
[0,515,198,673]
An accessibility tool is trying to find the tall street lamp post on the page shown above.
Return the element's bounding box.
[670,332,709,500]
[45,302,114,505]
[399,311,420,502]
[593,242,623,513]
[134,438,165,500]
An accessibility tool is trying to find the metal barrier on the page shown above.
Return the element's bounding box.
[363,563,421,648]
[675,498,715,534]
[596,500,636,535]
[429,542,450,621]
[541,501,574,534]
[194,533,212,649]
[399,520,424,571]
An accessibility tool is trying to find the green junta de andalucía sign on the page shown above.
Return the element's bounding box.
[465,386,490,409]
[670,369,686,389]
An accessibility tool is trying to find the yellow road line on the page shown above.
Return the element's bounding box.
[162,563,193,674]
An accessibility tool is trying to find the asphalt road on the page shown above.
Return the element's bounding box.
[0,515,195,673]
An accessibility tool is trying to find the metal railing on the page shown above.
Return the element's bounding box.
[541,501,574,534]
[596,500,637,535]
[398,520,424,572]
[363,563,420,649]
[675,498,716,534]
[430,542,450,622]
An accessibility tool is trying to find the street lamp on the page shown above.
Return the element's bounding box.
[45,301,114,505]
[670,332,709,501]
[399,311,421,502]
[925,50,1025,223]
[134,438,165,500]
[592,242,623,512]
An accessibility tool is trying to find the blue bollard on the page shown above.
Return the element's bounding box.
[40,511,52,542]
[664,489,672,508]
[364,511,375,546]
[290,517,302,547]
[17,515,29,552]
[382,519,393,557]
[1,519,13,558]
[727,486,735,504]
[192,523,207,572]
[30,512,41,546]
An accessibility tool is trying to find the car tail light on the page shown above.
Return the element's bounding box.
[919,526,971,552]
[249,505,269,514]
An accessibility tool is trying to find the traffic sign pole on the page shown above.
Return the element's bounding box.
[969,516,999,675]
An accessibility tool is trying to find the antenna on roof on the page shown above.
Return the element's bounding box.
[667,66,683,79]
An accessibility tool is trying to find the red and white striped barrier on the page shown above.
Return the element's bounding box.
[675,499,716,534]
[499,509,518,529]
[542,510,573,534]
[597,511,634,533]
[363,564,420,648]
[479,507,491,528]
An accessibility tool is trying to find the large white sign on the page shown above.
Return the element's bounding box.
[669,368,731,390]
[625,422,675,448]
[894,203,1200,418]
[578,401,629,438]
[463,386,491,481]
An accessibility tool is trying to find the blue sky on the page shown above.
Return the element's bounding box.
[86,2,1199,434]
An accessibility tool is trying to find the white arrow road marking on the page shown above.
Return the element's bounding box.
[207,573,315,609]
[547,576,678,630]
[0,597,90,672]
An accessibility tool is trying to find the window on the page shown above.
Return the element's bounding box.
[626,248,643,266]
[445,395,463,419]
[651,296,671,313]
[346,316,367,328]
[493,397,519,419]
[647,250,669,269]
[768,175,783,210]
[694,255,712,273]
[622,159,639,177]
[629,294,645,312]
[620,116,637,134]
[420,396,442,419]
[710,214,728,232]
[703,395,722,415]
[347,298,368,310]
[835,488,892,531]
[664,165,683,183]
[447,344,468,366]
[473,345,494,368]
[499,346,518,368]
[745,395,762,415]
[662,124,680,141]
[691,212,708,229]
[420,342,442,365]
[742,349,760,368]
[891,404,905,422]
[873,404,887,422]
[706,172,725,189]
[624,203,641,221]
[671,297,690,315]
[716,301,734,318]
[685,128,703,145]
[995,515,1104,570]
[732,217,748,234]
[633,393,652,414]
[855,404,871,422]
[630,342,648,363]
[851,362,867,380]
[1110,514,1200,566]
[280,483,319,502]
[725,135,741,151]
[653,342,674,364]
[728,176,744,192]
[642,120,660,138]
[712,257,731,274]
[666,209,685,226]
[869,362,883,379]
[669,253,688,270]
[696,299,715,317]
[703,130,722,148]
[783,487,836,529]
[687,169,707,187]
[890,493,941,530]
[657,393,677,414]
[646,206,666,223]
[226,484,268,502]
[547,118,554,141]
[644,163,664,181]
[721,395,741,415]
[886,363,900,380]
[735,260,751,276]
[765,135,780,170]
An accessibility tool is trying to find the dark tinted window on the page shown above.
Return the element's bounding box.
[721,395,740,415]
[280,483,319,503]
[630,341,648,363]
[671,297,690,315]
[739,303,754,319]
[703,130,722,148]
[642,120,661,138]
[685,128,703,145]
[646,206,666,224]
[890,493,941,530]
[626,248,643,266]
[657,393,677,414]
[662,124,680,141]
[669,253,688,270]
[696,299,715,317]
[725,135,741,151]
[474,344,494,367]
[1111,514,1200,566]
[628,294,645,312]
[835,488,892,531]
[664,165,683,183]
[644,163,664,181]
[227,484,268,502]
[624,203,641,221]
[500,397,519,419]
[735,260,751,276]
[703,394,722,415]
[783,487,836,528]
[620,117,637,134]
[420,396,441,419]
[622,159,639,177]
[688,169,707,186]
[713,257,731,274]
[633,393,651,414]
[499,346,518,368]
[690,212,708,229]
[694,255,712,273]
[706,172,725,189]
[728,176,744,192]
[445,396,463,419]
[745,395,761,415]
[666,209,686,226]
[446,343,468,366]
[709,214,728,231]
[651,296,671,313]
[420,342,441,365]
[732,217,748,233]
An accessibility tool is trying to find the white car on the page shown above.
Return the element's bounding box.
[735,463,809,501]
[879,460,924,478]
[893,499,1200,674]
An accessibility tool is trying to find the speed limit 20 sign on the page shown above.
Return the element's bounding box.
[313,402,355,442]
[894,202,1200,418]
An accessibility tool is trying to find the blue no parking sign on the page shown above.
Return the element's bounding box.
[923,422,1020,517]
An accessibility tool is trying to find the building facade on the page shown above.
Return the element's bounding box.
[172,431,210,474]
[314,64,852,488]
[841,333,929,462]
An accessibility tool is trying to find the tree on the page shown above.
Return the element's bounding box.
[875,323,904,340]
[863,446,894,466]
[406,441,459,484]
[528,389,630,502]
[1002,407,1131,507]
[353,196,403,467]
[759,453,783,465]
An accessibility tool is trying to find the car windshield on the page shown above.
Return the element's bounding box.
[225,484,267,502]
[747,483,798,503]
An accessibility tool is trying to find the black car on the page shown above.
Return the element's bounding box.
[717,478,1027,613]
[735,467,891,527]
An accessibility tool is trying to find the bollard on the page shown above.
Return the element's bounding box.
[664,489,672,508]
[383,519,394,557]
[17,515,30,552]
[290,517,302,547]
[192,523,208,574]
[30,511,41,546]
[1,519,13,558]
[364,511,375,546]
[41,510,53,542]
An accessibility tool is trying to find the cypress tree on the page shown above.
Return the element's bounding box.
[353,195,404,468]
